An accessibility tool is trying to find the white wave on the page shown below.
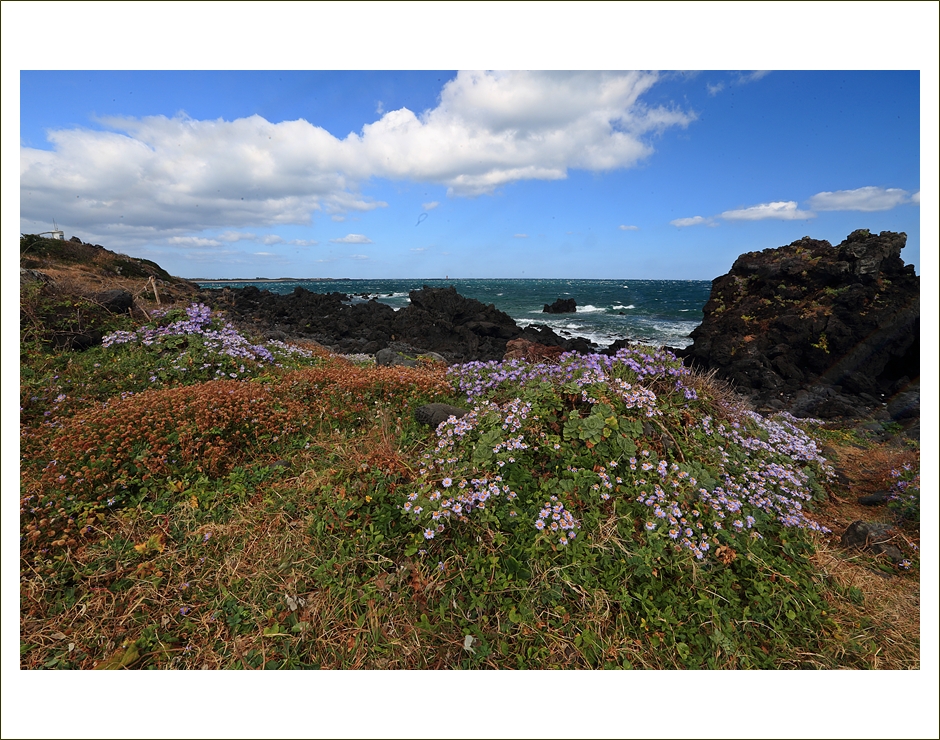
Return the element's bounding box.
[612,304,636,310]
[516,318,624,349]
[576,305,606,313]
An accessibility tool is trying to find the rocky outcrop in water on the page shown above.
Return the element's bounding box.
[543,297,576,313]
[201,284,595,363]
[682,230,919,420]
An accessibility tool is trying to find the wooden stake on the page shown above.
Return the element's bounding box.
[150,275,161,306]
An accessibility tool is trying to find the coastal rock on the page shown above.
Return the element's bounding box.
[857,491,892,506]
[602,338,635,356]
[201,283,595,363]
[20,268,55,287]
[543,298,576,314]
[376,343,447,368]
[841,520,906,563]
[682,230,919,419]
[93,289,134,314]
[414,403,469,428]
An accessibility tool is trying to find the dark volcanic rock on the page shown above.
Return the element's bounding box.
[857,491,892,506]
[414,403,469,427]
[201,284,595,363]
[375,343,447,368]
[683,230,919,419]
[543,297,576,314]
[841,520,906,563]
[602,338,635,356]
[94,289,134,314]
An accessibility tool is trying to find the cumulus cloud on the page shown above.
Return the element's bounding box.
[911,191,920,204]
[720,201,814,221]
[513,233,528,238]
[807,186,913,212]
[253,251,277,256]
[167,236,223,247]
[619,224,639,231]
[219,231,257,242]
[670,216,710,227]
[330,234,372,244]
[422,201,440,210]
[20,71,694,245]
[287,239,319,247]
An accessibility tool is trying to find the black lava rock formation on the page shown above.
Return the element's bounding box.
[543,297,577,313]
[681,230,919,419]
[201,284,595,363]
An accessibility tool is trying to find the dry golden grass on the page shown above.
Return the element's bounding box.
[810,538,920,669]
[806,433,920,669]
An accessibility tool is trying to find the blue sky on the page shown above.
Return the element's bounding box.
[16,67,926,280]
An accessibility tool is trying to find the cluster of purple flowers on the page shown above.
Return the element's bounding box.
[403,342,832,559]
[406,472,518,540]
[535,496,580,546]
[887,463,920,521]
[448,346,696,403]
[702,411,830,469]
[101,303,318,377]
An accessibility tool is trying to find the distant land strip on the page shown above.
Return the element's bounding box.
[193,277,347,284]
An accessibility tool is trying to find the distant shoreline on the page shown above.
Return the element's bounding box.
[193,278,347,284]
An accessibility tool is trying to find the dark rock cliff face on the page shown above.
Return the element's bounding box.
[683,230,919,419]
[201,284,595,363]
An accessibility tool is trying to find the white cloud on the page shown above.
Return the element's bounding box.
[807,186,913,212]
[330,234,372,244]
[619,224,639,231]
[707,82,725,96]
[670,215,710,227]
[422,201,440,210]
[411,246,428,252]
[261,234,284,245]
[166,236,223,247]
[287,239,319,247]
[735,71,770,84]
[720,201,815,220]
[911,191,920,204]
[331,215,346,222]
[219,231,257,242]
[514,233,528,238]
[20,71,695,245]
[707,71,769,96]
[253,251,277,256]
[349,254,369,260]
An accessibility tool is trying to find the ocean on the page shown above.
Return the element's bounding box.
[196,278,713,350]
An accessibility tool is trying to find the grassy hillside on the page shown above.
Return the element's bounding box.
[18,291,920,670]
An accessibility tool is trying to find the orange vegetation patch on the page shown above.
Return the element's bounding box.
[21,380,307,557]
[276,362,452,422]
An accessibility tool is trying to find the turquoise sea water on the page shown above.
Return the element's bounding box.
[196,278,713,349]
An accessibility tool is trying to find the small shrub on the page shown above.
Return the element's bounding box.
[21,379,306,560]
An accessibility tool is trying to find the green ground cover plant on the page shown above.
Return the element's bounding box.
[19,302,920,670]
